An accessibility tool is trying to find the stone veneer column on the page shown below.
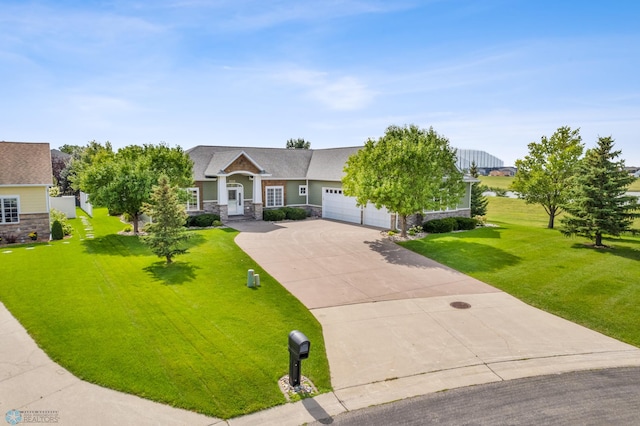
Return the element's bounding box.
[217,175,228,221]
[253,203,263,220]
[218,205,229,221]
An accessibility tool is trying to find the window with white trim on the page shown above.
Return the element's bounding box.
[299,185,307,196]
[266,186,284,207]
[0,196,19,224]
[186,188,200,211]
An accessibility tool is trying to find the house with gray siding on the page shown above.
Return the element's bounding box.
[187,145,476,229]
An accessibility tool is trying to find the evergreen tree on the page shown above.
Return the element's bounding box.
[142,175,190,263]
[560,136,639,247]
[286,138,311,149]
[469,162,488,217]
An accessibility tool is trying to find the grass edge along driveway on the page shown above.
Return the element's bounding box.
[401,197,640,348]
[0,208,330,419]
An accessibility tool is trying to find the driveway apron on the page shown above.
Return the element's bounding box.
[233,219,640,408]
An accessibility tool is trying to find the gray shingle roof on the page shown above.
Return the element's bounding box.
[188,146,319,180]
[187,145,474,182]
[306,146,361,181]
[0,141,53,185]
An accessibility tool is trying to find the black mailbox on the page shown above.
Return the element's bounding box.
[288,330,310,359]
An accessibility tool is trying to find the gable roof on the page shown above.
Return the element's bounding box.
[188,146,316,180]
[306,147,361,181]
[0,141,53,185]
[187,144,476,183]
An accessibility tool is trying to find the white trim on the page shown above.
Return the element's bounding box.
[265,186,284,208]
[0,195,20,224]
[227,183,244,215]
[186,187,200,211]
[220,151,266,175]
[298,184,308,197]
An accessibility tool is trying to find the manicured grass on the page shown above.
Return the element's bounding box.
[400,197,640,347]
[478,175,514,189]
[0,208,330,419]
[479,175,640,192]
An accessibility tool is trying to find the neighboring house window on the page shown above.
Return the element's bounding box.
[266,186,284,207]
[299,185,307,196]
[186,188,200,211]
[0,196,19,224]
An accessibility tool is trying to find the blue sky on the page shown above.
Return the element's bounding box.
[2,0,639,166]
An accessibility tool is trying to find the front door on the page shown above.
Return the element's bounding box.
[228,188,242,215]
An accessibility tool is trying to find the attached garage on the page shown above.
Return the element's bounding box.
[322,188,393,229]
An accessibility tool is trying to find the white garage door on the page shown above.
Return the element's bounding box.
[322,188,393,228]
[322,188,361,224]
[363,203,392,228]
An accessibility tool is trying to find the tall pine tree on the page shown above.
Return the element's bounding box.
[560,136,639,247]
[142,175,190,263]
[469,162,488,217]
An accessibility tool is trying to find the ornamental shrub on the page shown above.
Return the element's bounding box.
[282,207,308,220]
[455,217,479,230]
[186,213,220,227]
[51,220,64,240]
[423,217,458,234]
[50,208,72,236]
[263,209,286,221]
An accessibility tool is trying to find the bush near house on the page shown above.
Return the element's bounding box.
[263,207,308,221]
[51,220,64,240]
[422,217,478,233]
[456,217,479,230]
[263,208,286,221]
[282,207,308,220]
[185,213,221,227]
[50,208,73,236]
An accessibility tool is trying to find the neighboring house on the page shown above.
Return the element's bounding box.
[0,142,53,241]
[187,145,476,229]
[489,167,517,177]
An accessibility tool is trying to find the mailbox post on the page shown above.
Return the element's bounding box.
[288,330,310,387]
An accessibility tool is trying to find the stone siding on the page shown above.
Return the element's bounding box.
[1,213,50,242]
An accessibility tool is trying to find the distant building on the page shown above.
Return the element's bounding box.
[455,149,504,175]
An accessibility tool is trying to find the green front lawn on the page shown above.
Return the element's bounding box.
[478,175,640,192]
[0,208,330,419]
[401,197,640,347]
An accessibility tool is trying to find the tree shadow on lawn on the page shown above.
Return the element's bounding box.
[570,241,640,262]
[83,233,207,256]
[368,237,521,273]
[144,261,200,285]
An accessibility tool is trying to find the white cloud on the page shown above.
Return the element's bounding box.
[273,67,375,110]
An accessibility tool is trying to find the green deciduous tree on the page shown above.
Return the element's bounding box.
[511,126,584,229]
[75,142,193,233]
[343,124,464,237]
[560,136,639,247]
[142,175,190,264]
[285,138,311,149]
[469,162,488,217]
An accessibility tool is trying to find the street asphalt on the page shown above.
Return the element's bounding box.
[1,218,639,425]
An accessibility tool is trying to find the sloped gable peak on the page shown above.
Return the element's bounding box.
[222,151,264,175]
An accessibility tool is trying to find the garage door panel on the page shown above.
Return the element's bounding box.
[363,203,392,228]
[322,188,361,224]
[322,188,392,228]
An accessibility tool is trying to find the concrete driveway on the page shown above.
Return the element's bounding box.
[233,219,640,421]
